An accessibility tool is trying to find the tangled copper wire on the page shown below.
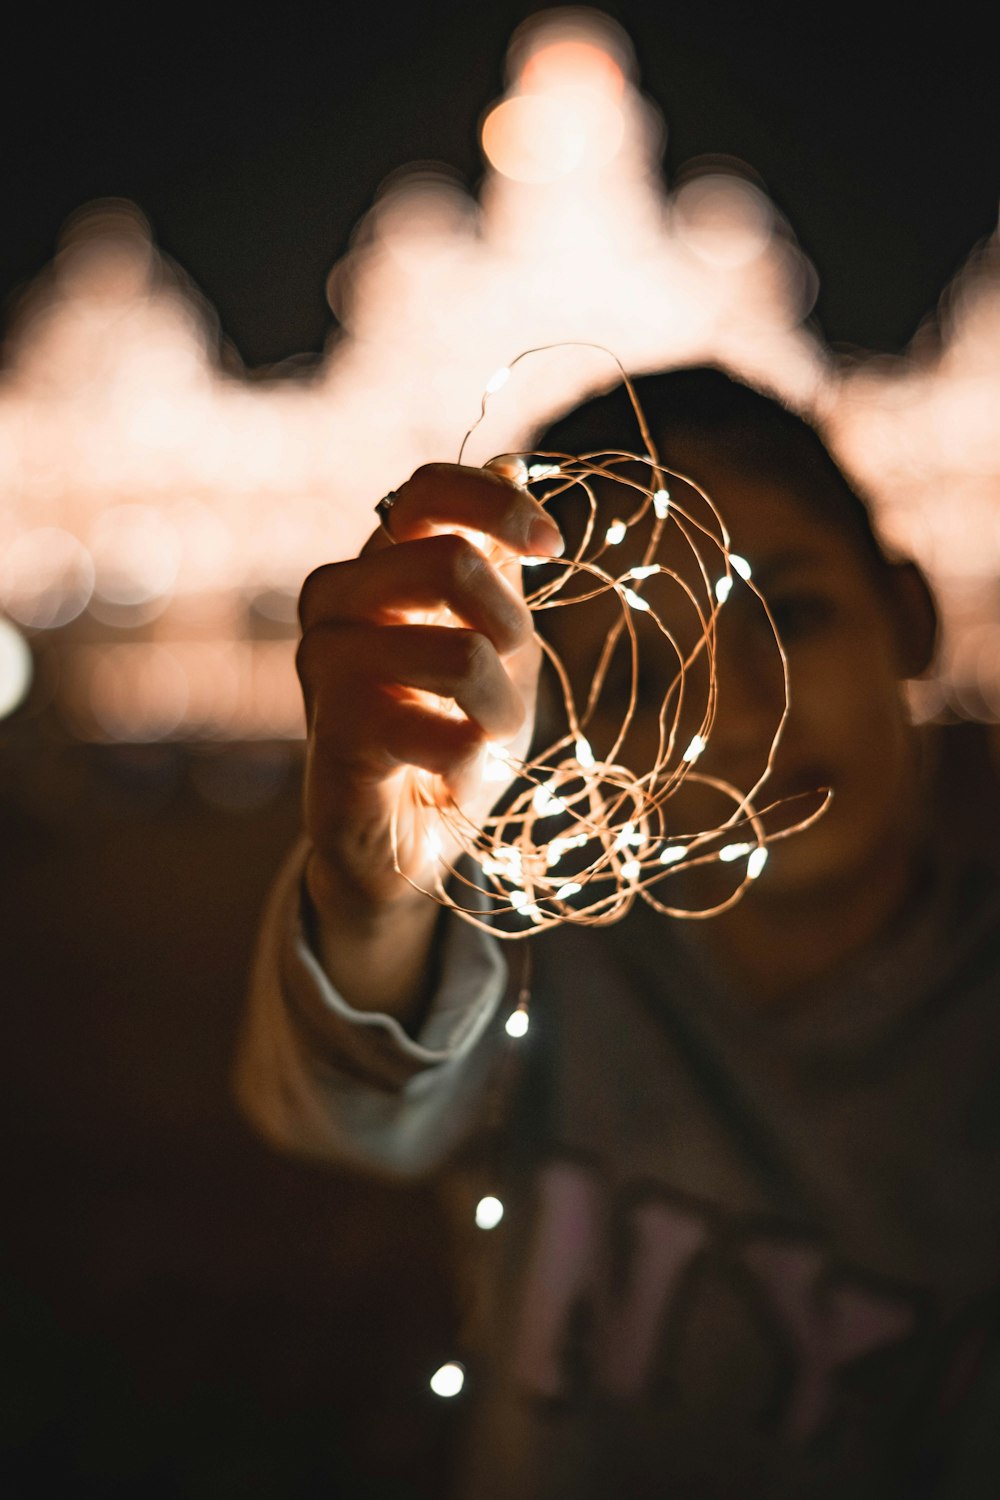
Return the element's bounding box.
[391,346,830,937]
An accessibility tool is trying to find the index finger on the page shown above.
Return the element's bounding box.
[363,462,564,560]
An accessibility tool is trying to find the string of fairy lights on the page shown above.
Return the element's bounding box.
[388,346,831,949]
[413,349,833,1400]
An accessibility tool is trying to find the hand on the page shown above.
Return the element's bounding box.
[295,462,563,1013]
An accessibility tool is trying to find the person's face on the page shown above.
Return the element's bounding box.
[536,466,924,902]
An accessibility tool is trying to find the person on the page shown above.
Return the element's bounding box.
[235,366,1000,1498]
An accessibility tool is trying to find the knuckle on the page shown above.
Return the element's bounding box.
[294,629,321,683]
[294,620,347,684]
[408,461,449,486]
[453,629,492,681]
[297,561,340,628]
[401,462,450,502]
[458,722,488,763]
[495,491,526,535]
[434,531,483,586]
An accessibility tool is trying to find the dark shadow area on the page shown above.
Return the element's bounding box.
[0,735,460,1497]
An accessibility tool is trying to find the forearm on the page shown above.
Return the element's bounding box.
[234,841,511,1177]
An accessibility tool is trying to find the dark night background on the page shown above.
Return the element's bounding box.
[2,1,997,367]
[0,3,996,1496]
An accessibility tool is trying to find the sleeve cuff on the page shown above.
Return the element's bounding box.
[234,839,517,1175]
[279,841,511,1087]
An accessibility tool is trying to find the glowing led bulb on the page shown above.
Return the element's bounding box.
[485,366,511,395]
[719,841,752,862]
[547,833,589,866]
[486,454,528,487]
[475,1195,505,1229]
[653,488,671,519]
[660,843,688,865]
[533,780,567,816]
[527,462,561,480]
[623,586,650,612]
[430,1362,465,1398]
[424,827,444,860]
[555,881,582,899]
[613,821,645,850]
[490,845,522,881]
[506,1008,530,1038]
[715,554,751,602]
[0,618,33,720]
[683,734,707,763]
[629,564,660,579]
[605,519,627,545]
[747,846,768,879]
[521,556,548,567]
[575,736,595,768]
[483,742,513,783]
[507,889,543,922]
[621,859,641,881]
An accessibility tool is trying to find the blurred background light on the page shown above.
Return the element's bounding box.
[672,173,774,269]
[0,616,33,720]
[1,528,95,630]
[0,8,997,740]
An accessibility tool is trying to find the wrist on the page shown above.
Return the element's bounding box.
[303,849,442,1032]
[305,845,433,930]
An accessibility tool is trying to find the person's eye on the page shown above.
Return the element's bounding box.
[768,594,835,640]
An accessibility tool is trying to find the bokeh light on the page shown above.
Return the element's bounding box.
[0,528,95,629]
[0,617,33,720]
[0,9,997,740]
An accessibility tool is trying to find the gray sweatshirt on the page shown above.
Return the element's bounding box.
[235,725,1000,1498]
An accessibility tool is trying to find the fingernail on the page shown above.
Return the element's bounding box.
[528,516,564,556]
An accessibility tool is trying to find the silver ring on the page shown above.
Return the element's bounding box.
[375,490,399,538]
